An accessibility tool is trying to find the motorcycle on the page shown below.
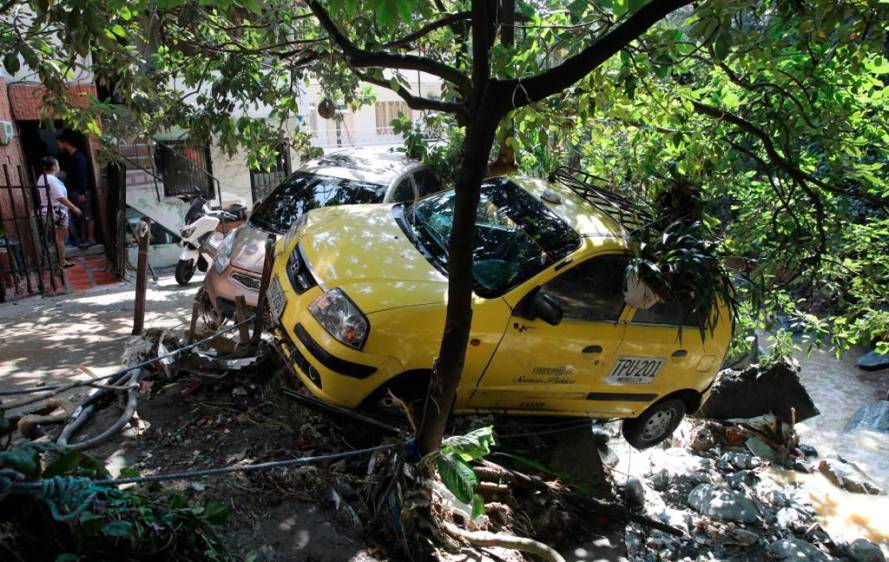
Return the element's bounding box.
[175,193,245,286]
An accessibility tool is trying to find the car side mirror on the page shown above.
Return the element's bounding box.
[531,292,563,326]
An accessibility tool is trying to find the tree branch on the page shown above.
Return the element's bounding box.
[381,11,471,49]
[470,0,492,96]
[307,0,472,96]
[500,0,694,107]
[353,70,465,117]
[693,100,888,209]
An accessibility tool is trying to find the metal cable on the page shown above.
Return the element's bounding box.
[8,442,400,493]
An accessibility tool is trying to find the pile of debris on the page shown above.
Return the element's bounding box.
[615,359,887,562]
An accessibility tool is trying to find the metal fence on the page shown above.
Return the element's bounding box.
[0,181,65,302]
[250,142,292,203]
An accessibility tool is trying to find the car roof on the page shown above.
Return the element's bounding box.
[507,175,628,239]
[299,147,420,186]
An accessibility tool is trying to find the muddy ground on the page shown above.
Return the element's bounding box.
[69,341,627,562]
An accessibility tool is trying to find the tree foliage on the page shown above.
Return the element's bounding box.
[1,0,886,444]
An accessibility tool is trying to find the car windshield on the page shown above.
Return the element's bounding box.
[250,171,386,233]
[409,178,581,296]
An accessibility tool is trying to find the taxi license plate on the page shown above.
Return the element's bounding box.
[267,277,285,323]
[605,356,666,385]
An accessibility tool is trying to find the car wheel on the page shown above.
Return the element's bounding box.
[175,259,196,285]
[197,286,227,331]
[622,398,685,450]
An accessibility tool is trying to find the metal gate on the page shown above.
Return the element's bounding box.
[250,142,291,203]
[0,179,65,302]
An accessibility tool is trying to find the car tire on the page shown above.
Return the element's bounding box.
[622,398,685,450]
[175,259,196,285]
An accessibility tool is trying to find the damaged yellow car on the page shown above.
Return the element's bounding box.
[266,172,732,448]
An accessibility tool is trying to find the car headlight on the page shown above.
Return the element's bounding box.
[214,231,236,273]
[308,288,369,350]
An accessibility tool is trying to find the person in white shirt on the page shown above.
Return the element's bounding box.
[37,156,82,268]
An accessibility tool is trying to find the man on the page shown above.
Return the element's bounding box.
[57,133,95,247]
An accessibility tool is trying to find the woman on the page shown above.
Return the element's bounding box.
[37,156,82,268]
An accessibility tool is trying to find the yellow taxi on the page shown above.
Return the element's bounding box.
[266,173,733,448]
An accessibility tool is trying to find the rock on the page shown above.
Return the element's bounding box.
[775,506,807,530]
[621,477,645,507]
[746,435,785,464]
[675,419,720,452]
[698,358,819,423]
[848,538,886,562]
[799,444,819,457]
[730,528,760,546]
[649,468,671,491]
[755,481,788,508]
[768,538,835,561]
[844,401,889,434]
[857,350,889,372]
[727,470,759,490]
[718,451,760,470]
[647,506,694,535]
[687,484,760,523]
[817,457,884,494]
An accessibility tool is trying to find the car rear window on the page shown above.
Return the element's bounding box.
[250,171,386,233]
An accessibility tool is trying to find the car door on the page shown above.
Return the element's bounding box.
[613,300,725,411]
[469,253,630,414]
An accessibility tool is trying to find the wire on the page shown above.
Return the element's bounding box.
[9,442,400,493]
[3,316,257,409]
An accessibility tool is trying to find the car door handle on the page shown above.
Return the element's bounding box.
[583,345,603,354]
[672,349,688,357]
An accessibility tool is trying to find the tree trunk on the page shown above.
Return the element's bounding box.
[415,92,503,455]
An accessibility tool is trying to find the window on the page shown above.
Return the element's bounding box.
[409,178,580,296]
[541,254,629,322]
[391,176,415,202]
[155,140,213,198]
[249,172,385,233]
[632,300,694,326]
[375,101,411,134]
[413,168,440,197]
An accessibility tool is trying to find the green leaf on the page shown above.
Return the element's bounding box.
[437,455,477,504]
[55,554,79,562]
[203,501,230,525]
[43,449,81,478]
[471,494,485,519]
[3,53,20,75]
[110,24,127,38]
[101,520,134,538]
[628,0,646,13]
[440,426,495,462]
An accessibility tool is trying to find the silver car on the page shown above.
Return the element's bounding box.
[202,147,441,321]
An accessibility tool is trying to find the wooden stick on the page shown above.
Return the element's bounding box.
[187,301,200,344]
[132,218,151,335]
[251,233,276,347]
[235,295,250,345]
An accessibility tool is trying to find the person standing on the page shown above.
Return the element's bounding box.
[37,156,82,267]
[56,133,95,248]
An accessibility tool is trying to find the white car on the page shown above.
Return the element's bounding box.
[202,147,441,321]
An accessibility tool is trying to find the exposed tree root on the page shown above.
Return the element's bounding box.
[442,521,567,562]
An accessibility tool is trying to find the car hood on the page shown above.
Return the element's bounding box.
[230,221,271,273]
[299,205,447,314]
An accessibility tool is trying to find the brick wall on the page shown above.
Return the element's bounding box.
[7,83,97,121]
[0,78,39,272]
[0,78,27,186]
